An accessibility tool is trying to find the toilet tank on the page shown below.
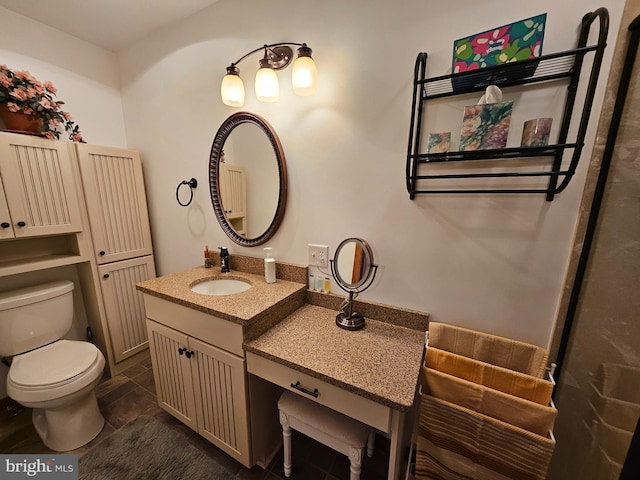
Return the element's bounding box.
[0,281,75,357]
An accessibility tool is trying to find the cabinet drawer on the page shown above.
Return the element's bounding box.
[246,351,391,433]
[143,294,244,357]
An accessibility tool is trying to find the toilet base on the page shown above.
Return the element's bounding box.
[32,390,104,452]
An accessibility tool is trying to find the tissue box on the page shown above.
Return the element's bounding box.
[459,101,513,151]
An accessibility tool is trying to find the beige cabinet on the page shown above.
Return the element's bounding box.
[219,163,247,235]
[75,143,156,374]
[98,256,156,363]
[0,133,82,238]
[0,176,14,240]
[75,144,152,264]
[145,297,251,467]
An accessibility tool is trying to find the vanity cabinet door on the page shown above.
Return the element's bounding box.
[146,319,198,430]
[190,337,251,467]
[75,143,153,264]
[0,133,82,237]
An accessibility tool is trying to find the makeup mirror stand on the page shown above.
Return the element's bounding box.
[330,252,378,331]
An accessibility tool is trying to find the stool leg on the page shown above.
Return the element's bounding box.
[348,447,363,480]
[367,430,375,458]
[279,410,292,477]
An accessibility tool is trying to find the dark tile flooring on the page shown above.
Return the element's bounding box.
[1,359,390,480]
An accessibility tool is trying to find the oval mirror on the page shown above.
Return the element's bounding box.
[209,112,287,247]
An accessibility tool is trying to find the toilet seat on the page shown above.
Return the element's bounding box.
[8,340,105,404]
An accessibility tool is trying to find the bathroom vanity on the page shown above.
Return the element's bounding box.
[137,262,428,479]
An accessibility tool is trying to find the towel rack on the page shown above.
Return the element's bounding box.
[176,178,198,207]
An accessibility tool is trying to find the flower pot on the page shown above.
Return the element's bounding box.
[0,105,43,133]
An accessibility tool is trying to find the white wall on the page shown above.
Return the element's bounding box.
[0,7,127,147]
[0,1,624,358]
[118,0,623,348]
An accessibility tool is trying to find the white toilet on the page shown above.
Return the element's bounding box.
[0,280,105,451]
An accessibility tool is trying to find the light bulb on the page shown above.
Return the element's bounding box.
[255,67,279,102]
[292,56,317,96]
[221,66,244,107]
[292,44,317,96]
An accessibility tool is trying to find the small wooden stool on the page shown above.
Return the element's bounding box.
[278,390,375,480]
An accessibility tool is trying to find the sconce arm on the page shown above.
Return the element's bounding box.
[229,42,308,69]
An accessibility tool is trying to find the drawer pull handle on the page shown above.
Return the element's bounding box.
[291,381,319,398]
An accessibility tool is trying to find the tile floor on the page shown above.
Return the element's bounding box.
[1,359,391,480]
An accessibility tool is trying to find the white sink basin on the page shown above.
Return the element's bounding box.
[191,278,251,295]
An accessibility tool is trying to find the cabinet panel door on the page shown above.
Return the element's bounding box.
[99,256,156,362]
[219,164,247,219]
[0,134,82,237]
[76,144,152,264]
[146,320,198,429]
[190,337,251,467]
[0,177,15,239]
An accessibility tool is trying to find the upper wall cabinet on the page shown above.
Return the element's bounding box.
[0,133,82,237]
[75,144,153,264]
[406,8,609,201]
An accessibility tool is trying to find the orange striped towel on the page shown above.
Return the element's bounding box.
[422,366,556,436]
[426,347,553,406]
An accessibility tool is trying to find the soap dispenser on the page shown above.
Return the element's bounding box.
[264,247,276,284]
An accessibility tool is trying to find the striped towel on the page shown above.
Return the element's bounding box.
[422,366,557,436]
[426,347,553,406]
[428,322,548,378]
[416,393,555,480]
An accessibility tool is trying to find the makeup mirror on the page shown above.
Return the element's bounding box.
[209,112,287,247]
[330,238,378,330]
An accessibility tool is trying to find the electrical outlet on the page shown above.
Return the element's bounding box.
[308,244,329,268]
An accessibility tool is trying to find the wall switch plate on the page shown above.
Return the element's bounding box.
[308,244,329,268]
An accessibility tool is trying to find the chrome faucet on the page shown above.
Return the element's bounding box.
[219,247,230,273]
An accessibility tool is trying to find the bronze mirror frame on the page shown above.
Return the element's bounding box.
[209,112,288,247]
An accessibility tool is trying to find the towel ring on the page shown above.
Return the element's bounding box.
[176,178,198,207]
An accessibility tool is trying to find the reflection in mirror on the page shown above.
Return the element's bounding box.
[209,112,287,247]
[330,238,378,331]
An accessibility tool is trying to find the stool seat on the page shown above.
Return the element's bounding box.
[278,390,375,480]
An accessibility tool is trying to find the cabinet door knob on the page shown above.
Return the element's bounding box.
[103,274,110,279]
[185,350,195,359]
[0,222,9,229]
[178,347,185,356]
[99,250,106,256]
[17,221,26,227]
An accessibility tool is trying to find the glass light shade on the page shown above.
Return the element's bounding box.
[292,56,317,96]
[255,67,279,102]
[221,73,245,107]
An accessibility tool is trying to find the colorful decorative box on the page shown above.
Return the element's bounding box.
[452,14,547,74]
[460,101,513,151]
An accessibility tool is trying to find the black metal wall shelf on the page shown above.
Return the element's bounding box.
[406,8,609,201]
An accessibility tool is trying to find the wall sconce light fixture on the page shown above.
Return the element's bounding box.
[221,42,317,107]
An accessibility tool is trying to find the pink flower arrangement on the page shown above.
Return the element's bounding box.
[0,64,84,142]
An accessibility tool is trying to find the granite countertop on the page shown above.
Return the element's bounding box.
[136,266,306,325]
[245,304,427,410]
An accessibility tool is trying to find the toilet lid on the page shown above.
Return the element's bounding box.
[9,340,99,387]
